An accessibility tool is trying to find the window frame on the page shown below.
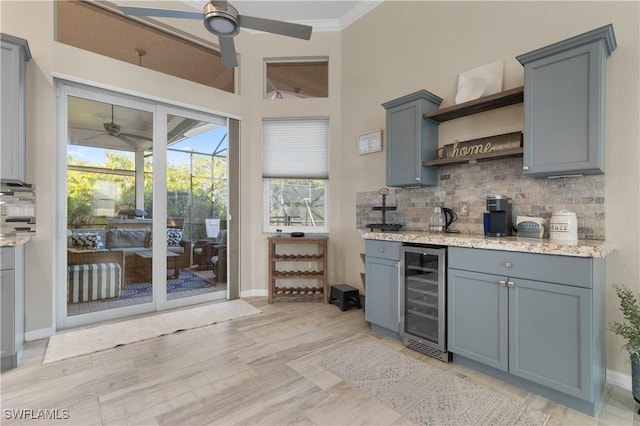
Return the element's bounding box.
[263,57,329,100]
[262,117,329,234]
[263,178,329,234]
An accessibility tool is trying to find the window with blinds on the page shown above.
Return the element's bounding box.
[262,118,329,233]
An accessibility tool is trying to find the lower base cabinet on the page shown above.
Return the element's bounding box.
[1,245,24,370]
[364,240,401,336]
[448,247,605,416]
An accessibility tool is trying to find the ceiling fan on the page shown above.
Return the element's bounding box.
[118,1,313,68]
[72,104,152,150]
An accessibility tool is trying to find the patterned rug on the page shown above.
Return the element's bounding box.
[321,339,550,426]
[120,269,224,299]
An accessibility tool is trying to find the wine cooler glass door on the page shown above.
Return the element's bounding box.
[401,246,446,351]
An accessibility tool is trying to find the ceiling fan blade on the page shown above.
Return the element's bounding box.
[83,132,108,141]
[239,15,312,40]
[117,135,141,150]
[118,6,202,20]
[120,132,153,142]
[219,36,238,68]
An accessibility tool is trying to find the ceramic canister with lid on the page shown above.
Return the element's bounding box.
[549,210,578,241]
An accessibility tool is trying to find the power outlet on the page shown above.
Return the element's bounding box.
[459,202,470,216]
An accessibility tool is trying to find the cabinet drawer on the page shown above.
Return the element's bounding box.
[448,247,592,288]
[365,240,401,261]
[1,247,15,270]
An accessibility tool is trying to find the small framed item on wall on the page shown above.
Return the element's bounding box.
[358,129,382,155]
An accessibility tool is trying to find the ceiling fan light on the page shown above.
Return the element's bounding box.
[203,2,240,36]
[205,16,237,35]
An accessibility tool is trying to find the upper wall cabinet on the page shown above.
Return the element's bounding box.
[1,34,31,182]
[517,25,616,177]
[382,90,442,187]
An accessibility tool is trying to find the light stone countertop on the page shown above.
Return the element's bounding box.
[362,231,614,258]
[0,234,32,247]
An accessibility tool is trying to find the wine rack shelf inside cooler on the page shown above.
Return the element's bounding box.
[401,245,449,362]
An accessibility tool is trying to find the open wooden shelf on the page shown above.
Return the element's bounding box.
[422,147,523,167]
[423,86,524,123]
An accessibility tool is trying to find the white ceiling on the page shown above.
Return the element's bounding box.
[111,0,382,32]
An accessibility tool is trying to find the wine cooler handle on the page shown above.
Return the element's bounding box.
[398,261,403,326]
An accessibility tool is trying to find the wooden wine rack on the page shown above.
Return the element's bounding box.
[268,236,328,303]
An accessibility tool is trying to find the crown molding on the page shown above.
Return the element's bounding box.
[339,0,383,30]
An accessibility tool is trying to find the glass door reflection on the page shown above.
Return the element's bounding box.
[165,113,228,302]
[66,96,154,316]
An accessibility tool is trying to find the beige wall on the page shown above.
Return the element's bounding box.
[1,0,639,380]
[0,1,341,333]
[339,1,640,377]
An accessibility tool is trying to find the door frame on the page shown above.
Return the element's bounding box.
[55,79,238,330]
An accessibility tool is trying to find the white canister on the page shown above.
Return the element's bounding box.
[549,210,578,241]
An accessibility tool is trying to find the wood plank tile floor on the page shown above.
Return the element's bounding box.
[1,297,638,425]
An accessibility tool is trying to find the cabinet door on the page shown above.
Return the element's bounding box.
[1,40,25,181]
[383,90,441,188]
[523,42,606,176]
[365,256,399,332]
[1,269,16,363]
[386,100,423,187]
[448,269,508,371]
[509,278,592,400]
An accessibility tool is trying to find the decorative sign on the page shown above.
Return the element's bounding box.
[437,131,522,159]
[358,129,382,155]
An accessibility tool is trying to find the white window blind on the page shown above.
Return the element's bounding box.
[262,118,329,179]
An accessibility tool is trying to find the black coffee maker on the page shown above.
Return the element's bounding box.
[485,195,512,237]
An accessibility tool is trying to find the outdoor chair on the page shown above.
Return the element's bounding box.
[193,229,226,270]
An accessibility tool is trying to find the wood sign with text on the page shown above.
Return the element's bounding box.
[438,132,523,159]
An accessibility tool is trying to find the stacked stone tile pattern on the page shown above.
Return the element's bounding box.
[357,158,605,240]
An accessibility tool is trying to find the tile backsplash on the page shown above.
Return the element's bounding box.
[356,158,605,240]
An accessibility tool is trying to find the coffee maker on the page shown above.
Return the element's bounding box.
[485,195,512,237]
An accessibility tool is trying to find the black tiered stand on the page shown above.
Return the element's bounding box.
[365,188,402,232]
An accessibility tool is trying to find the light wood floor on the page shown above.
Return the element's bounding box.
[1,297,638,425]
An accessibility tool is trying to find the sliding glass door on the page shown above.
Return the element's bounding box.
[57,81,230,329]
[162,109,228,309]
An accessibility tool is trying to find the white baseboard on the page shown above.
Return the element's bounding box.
[607,368,632,391]
[240,289,268,298]
[25,327,55,341]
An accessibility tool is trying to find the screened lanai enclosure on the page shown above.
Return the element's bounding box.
[64,93,228,319]
[67,97,228,240]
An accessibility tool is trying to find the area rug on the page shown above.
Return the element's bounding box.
[321,339,550,426]
[44,299,261,364]
[119,269,224,299]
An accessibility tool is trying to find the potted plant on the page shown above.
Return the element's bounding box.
[609,284,640,407]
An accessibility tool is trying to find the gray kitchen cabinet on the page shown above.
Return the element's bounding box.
[517,24,616,177]
[448,268,508,371]
[382,90,442,187]
[447,246,605,416]
[1,34,31,182]
[364,240,401,336]
[1,246,24,370]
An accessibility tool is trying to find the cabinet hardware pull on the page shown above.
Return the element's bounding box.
[504,261,513,268]
[523,165,529,171]
[379,248,384,253]
[499,280,507,287]
[415,177,420,181]
[507,281,515,288]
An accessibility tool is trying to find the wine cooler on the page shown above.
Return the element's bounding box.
[400,244,450,362]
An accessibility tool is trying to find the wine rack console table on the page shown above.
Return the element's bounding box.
[268,236,328,303]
